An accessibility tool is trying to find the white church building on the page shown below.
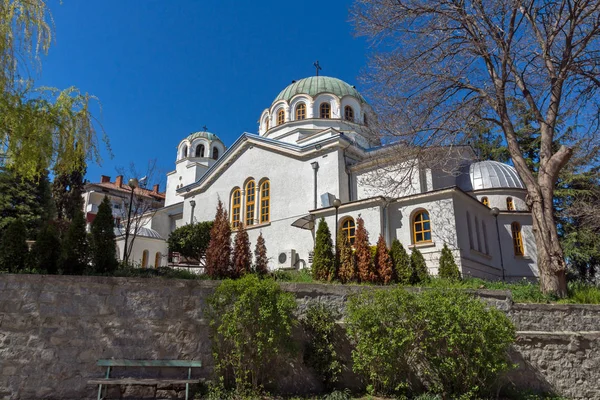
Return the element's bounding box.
[122,75,538,280]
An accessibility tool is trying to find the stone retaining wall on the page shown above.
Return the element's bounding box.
[0,274,599,399]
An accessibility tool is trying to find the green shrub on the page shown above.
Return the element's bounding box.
[301,303,342,389]
[410,248,429,283]
[272,268,313,282]
[438,243,460,281]
[90,196,118,273]
[345,288,515,397]
[206,275,297,393]
[32,222,61,274]
[390,239,411,284]
[167,221,213,262]
[313,218,335,281]
[0,219,29,273]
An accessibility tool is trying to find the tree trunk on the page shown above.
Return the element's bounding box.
[528,190,568,298]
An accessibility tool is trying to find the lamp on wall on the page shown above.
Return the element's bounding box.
[123,178,139,265]
[189,199,196,225]
[490,207,505,281]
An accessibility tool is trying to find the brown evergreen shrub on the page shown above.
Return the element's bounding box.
[355,217,377,283]
[375,235,394,284]
[205,200,232,278]
[254,232,268,275]
[232,222,252,278]
[337,228,356,283]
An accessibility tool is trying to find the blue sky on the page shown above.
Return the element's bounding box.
[39,0,368,187]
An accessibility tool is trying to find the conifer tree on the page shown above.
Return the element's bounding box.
[0,219,29,272]
[62,209,90,274]
[254,232,268,276]
[438,243,461,281]
[337,229,356,283]
[232,223,252,278]
[312,218,335,281]
[410,248,429,284]
[390,239,411,284]
[355,217,377,283]
[374,235,394,285]
[205,200,232,279]
[32,222,61,274]
[52,152,86,221]
[91,196,118,274]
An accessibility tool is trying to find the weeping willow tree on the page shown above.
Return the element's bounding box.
[0,0,105,180]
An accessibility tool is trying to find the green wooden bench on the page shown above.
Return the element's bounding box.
[88,359,203,400]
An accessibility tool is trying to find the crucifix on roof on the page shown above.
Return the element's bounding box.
[202,125,208,132]
[314,60,322,76]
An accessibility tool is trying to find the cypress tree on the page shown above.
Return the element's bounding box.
[0,219,29,272]
[254,232,268,276]
[438,243,461,281]
[62,208,90,274]
[410,248,429,284]
[232,222,252,278]
[205,199,232,279]
[91,196,118,274]
[355,217,377,283]
[374,235,394,285]
[32,222,61,274]
[312,218,334,281]
[337,229,356,283]
[390,239,411,284]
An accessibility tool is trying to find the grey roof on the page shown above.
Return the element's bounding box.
[458,160,525,191]
[186,131,222,143]
[114,226,164,240]
[273,76,366,104]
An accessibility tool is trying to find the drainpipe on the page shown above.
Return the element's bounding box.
[311,161,319,209]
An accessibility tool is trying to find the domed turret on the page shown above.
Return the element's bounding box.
[458,160,525,191]
[177,130,225,161]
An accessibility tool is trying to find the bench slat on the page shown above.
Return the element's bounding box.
[96,359,202,367]
[88,378,201,385]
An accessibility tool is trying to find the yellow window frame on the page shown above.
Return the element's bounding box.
[260,180,270,223]
[320,102,330,119]
[413,210,432,244]
[341,217,356,245]
[231,188,241,228]
[296,103,306,120]
[512,222,524,256]
[246,180,255,226]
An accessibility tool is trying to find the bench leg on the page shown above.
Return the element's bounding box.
[185,367,191,400]
[97,366,111,400]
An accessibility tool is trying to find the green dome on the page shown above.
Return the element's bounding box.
[273,76,366,104]
[186,131,221,142]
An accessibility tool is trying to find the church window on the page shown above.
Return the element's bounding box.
[344,106,354,122]
[512,222,524,256]
[212,147,219,160]
[296,103,306,120]
[320,102,330,119]
[260,180,270,223]
[231,189,241,228]
[142,250,149,268]
[277,109,285,125]
[155,252,161,268]
[482,221,489,255]
[341,217,356,245]
[265,117,269,131]
[412,210,431,244]
[195,144,205,158]
[182,145,188,159]
[481,197,489,207]
[507,197,515,211]
[246,180,256,226]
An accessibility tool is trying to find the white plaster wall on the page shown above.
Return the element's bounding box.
[116,237,168,268]
[182,146,344,269]
[355,159,422,200]
[499,213,538,279]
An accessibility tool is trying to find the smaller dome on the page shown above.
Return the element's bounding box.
[458,160,525,191]
[114,226,164,240]
[186,131,222,143]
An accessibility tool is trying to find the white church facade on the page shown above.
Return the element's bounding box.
[122,76,538,280]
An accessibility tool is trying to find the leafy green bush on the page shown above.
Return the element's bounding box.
[301,303,342,389]
[437,243,460,281]
[410,248,429,283]
[345,288,515,397]
[0,219,28,273]
[313,218,335,281]
[560,281,600,304]
[272,268,313,282]
[167,221,213,262]
[390,239,411,284]
[206,275,297,393]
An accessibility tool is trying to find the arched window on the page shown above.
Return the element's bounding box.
[246,180,256,226]
[260,180,270,223]
[344,106,354,122]
[295,103,306,120]
[265,117,269,132]
[507,197,515,211]
[212,147,219,160]
[181,145,188,159]
[511,222,524,256]
[481,197,489,207]
[413,210,432,243]
[231,189,241,228]
[155,252,161,268]
[320,102,330,119]
[341,217,356,245]
[142,250,149,268]
[195,144,205,158]
[277,109,285,125]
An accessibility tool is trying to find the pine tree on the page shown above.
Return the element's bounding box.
[390,239,411,284]
[337,229,356,283]
[254,232,268,276]
[374,235,394,285]
[91,196,118,274]
[52,152,86,221]
[232,223,252,278]
[355,217,377,283]
[438,243,461,281]
[205,200,232,279]
[0,219,29,273]
[410,248,429,284]
[32,222,61,274]
[62,209,90,274]
[312,218,335,281]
